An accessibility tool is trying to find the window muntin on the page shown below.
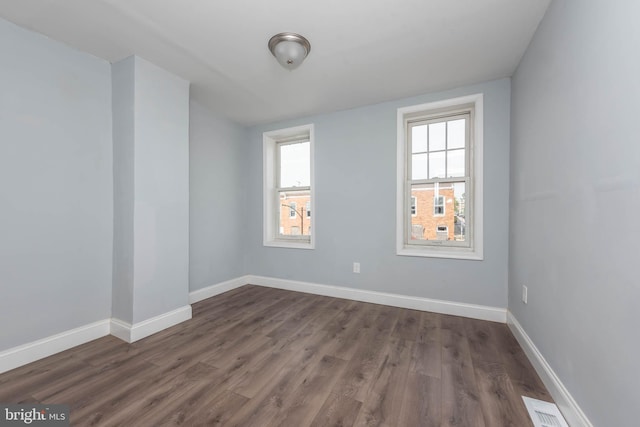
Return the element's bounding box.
[409,113,468,181]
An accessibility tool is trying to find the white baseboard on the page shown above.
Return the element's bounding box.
[0,320,110,374]
[507,311,593,427]
[110,305,192,343]
[109,318,131,343]
[189,275,250,304]
[247,275,506,323]
[0,276,505,374]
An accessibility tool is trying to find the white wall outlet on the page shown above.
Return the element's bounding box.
[522,285,528,304]
[353,262,360,273]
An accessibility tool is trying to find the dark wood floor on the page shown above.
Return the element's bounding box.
[0,285,552,426]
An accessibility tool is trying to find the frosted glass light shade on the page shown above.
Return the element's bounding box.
[268,33,311,70]
[274,41,307,70]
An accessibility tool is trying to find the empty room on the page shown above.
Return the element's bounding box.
[0,0,637,426]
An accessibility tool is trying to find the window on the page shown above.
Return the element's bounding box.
[397,94,483,260]
[264,124,315,249]
[436,225,448,240]
[433,195,444,216]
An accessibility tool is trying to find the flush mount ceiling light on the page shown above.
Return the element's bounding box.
[268,32,311,70]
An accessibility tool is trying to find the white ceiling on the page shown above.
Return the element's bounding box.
[0,0,550,126]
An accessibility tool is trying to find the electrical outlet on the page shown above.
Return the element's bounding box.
[353,262,360,273]
[522,285,528,304]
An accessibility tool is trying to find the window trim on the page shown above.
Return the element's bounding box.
[264,124,315,249]
[396,94,483,260]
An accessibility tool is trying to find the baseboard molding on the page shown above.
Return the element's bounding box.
[109,318,132,343]
[0,320,110,374]
[110,305,192,343]
[189,276,250,304]
[507,311,593,427]
[247,275,506,323]
[0,276,505,374]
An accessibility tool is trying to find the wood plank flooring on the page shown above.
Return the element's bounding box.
[0,286,553,426]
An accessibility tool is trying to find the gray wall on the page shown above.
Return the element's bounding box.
[189,99,247,291]
[111,56,136,324]
[112,56,191,325]
[132,57,190,323]
[0,19,113,350]
[509,0,640,425]
[245,79,511,308]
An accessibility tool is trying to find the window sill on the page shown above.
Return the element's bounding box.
[397,246,483,260]
[264,239,314,250]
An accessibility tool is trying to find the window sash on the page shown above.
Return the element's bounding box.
[274,138,311,242]
[276,139,310,189]
[274,187,311,241]
[404,109,473,249]
[405,179,470,247]
[407,112,470,181]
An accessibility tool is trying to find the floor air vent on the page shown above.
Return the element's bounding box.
[522,396,569,427]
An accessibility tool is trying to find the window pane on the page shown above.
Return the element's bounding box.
[447,149,465,177]
[412,153,428,180]
[410,182,466,243]
[447,119,465,149]
[429,122,446,151]
[411,125,429,153]
[279,141,310,187]
[279,190,311,237]
[429,151,445,179]
[453,182,467,242]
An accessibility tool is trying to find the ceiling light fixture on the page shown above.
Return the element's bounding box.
[268,32,311,70]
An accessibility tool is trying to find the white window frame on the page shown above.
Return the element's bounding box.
[306,201,311,218]
[396,94,483,260]
[411,196,417,216]
[264,124,315,249]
